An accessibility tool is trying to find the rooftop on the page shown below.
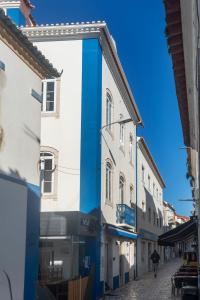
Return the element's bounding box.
[0,9,59,78]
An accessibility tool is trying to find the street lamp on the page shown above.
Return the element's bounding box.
[100,118,133,166]
[101,118,133,131]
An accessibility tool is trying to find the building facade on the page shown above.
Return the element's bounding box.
[22,22,143,298]
[163,201,176,231]
[136,137,165,277]
[0,6,58,300]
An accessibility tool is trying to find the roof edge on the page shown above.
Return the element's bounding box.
[138,137,166,188]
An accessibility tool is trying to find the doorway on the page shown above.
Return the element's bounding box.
[148,242,152,272]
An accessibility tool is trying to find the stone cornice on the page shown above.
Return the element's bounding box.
[22,22,143,125]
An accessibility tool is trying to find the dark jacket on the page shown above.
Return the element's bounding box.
[151,251,160,263]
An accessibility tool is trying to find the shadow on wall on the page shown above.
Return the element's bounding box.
[23,124,40,145]
[0,168,27,183]
[143,187,164,231]
[0,70,6,150]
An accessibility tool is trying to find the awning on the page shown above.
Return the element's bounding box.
[105,224,138,240]
[158,219,197,246]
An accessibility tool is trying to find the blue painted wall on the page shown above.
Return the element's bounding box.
[7,8,26,26]
[80,38,102,299]
[24,183,40,300]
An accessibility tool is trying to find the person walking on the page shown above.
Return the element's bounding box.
[151,249,160,278]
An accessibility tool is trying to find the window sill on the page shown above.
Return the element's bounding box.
[41,111,60,118]
[42,194,57,200]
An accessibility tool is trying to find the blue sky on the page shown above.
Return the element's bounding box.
[32,0,192,216]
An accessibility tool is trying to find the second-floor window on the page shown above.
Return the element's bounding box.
[120,124,125,148]
[106,91,112,131]
[153,211,156,225]
[40,152,55,194]
[130,185,134,205]
[105,161,112,202]
[142,165,145,182]
[129,134,134,164]
[142,201,145,219]
[42,79,56,112]
[148,175,151,191]
[119,175,125,204]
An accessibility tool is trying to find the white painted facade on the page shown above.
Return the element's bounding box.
[0,40,41,300]
[22,22,141,295]
[0,7,58,299]
[35,40,82,212]
[100,55,137,288]
[137,137,165,277]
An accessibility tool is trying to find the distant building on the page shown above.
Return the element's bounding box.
[136,137,165,277]
[22,19,143,299]
[163,201,176,231]
[0,7,58,300]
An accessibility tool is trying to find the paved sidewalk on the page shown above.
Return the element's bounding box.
[105,259,181,300]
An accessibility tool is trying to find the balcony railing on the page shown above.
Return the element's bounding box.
[116,204,135,227]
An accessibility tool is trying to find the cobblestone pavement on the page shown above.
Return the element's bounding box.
[105,259,181,300]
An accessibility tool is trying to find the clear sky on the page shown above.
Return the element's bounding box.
[31,0,193,216]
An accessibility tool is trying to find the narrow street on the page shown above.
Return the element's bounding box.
[105,259,181,300]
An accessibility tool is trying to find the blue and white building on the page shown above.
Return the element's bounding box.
[0,4,59,300]
[22,20,143,298]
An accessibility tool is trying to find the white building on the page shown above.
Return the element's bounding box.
[136,137,165,277]
[22,20,143,298]
[163,201,176,231]
[0,6,59,300]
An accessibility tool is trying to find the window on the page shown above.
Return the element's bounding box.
[129,134,134,164]
[148,207,151,223]
[142,166,145,182]
[106,161,112,202]
[148,175,151,191]
[42,79,56,112]
[153,183,155,197]
[156,188,158,201]
[130,185,134,205]
[157,217,159,227]
[120,124,125,147]
[40,152,55,194]
[153,211,156,225]
[106,91,112,131]
[119,175,125,204]
[160,217,162,228]
[142,201,145,219]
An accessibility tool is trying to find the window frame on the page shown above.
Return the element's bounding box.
[106,91,113,132]
[40,146,58,199]
[142,165,145,183]
[40,152,55,195]
[119,123,125,149]
[129,134,134,164]
[105,160,113,204]
[42,79,57,113]
[119,174,125,204]
[130,184,134,206]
